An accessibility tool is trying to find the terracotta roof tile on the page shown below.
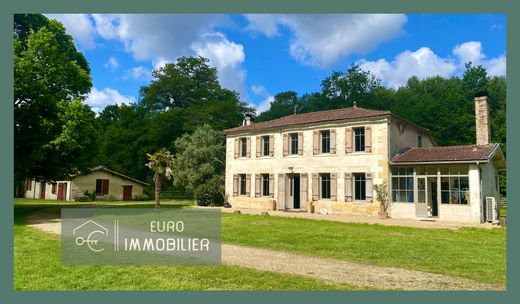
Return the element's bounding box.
[390,144,498,163]
[224,107,390,134]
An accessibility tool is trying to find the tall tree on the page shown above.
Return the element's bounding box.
[173,125,226,206]
[256,91,301,122]
[145,149,174,209]
[321,64,382,108]
[14,14,94,195]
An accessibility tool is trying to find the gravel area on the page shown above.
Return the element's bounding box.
[24,211,503,290]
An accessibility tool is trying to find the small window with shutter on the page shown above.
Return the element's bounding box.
[353,173,366,200]
[321,130,330,153]
[354,128,365,152]
[320,173,331,199]
[289,133,299,155]
[239,174,247,196]
[262,136,270,156]
[239,138,247,157]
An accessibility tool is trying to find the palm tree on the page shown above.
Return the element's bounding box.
[145,148,174,209]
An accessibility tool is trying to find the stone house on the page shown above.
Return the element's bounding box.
[25,166,149,201]
[224,94,505,223]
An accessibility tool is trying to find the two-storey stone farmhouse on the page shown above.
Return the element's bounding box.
[224,94,505,223]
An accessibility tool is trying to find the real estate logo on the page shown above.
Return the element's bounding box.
[61,208,221,265]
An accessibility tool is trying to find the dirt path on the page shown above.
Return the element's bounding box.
[25,212,503,291]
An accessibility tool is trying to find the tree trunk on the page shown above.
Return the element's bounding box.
[154,172,161,209]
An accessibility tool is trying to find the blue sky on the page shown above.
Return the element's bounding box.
[46,14,506,113]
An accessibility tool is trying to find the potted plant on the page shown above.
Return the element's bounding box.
[374,182,390,219]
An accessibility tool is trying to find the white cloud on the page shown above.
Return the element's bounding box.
[453,41,506,77]
[104,56,119,71]
[453,41,485,66]
[251,85,270,97]
[85,87,136,113]
[45,14,96,50]
[191,32,247,99]
[244,14,407,68]
[358,42,506,88]
[256,96,274,114]
[89,15,248,99]
[358,47,457,89]
[126,66,152,81]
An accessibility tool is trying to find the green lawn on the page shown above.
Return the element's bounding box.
[500,204,507,217]
[13,199,506,289]
[13,199,357,290]
[222,213,506,285]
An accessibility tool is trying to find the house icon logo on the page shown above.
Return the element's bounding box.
[73,220,109,252]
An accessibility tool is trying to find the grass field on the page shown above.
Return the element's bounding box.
[13,199,506,289]
[13,200,357,290]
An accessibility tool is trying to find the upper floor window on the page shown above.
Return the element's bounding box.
[290,133,298,155]
[262,136,270,156]
[240,138,247,157]
[321,130,330,153]
[418,134,423,147]
[354,127,365,152]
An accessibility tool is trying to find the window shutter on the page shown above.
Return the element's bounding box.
[234,138,239,159]
[312,173,319,200]
[245,174,251,196]
[269,174,275,198]
[283,134,289,156]
[345,127,353,153]
[300,173,308,211]
[366,173,373,202]
[365,126,372,152]
[255,174,261,198]
[330,129,336,154]
[102,179,109,195]
[246,137,251,158]
[256,136,262,157]
[313,131,319,155]
[345,173,353,202]
[298,132,304,155]
[269,135,275,156]
[331,173,337,201]
[277,173,286,210]
[233,174,238,197]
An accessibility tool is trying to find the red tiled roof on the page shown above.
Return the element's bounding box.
[224,106,391,134]
[390,144,499,163]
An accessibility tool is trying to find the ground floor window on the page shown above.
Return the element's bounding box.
[391,167,414,203]
[96,179,109,195]
[239,174,247,196]
[441,176,469,204]
[320,173,331,199]
[354,173,366,200]
[262,174,270,196]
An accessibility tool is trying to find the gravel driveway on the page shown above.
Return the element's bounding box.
[25,211,503,291]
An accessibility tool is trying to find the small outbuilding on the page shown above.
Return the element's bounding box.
[24,166,149,201]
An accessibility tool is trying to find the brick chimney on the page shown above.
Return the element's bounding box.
[474,92,490,145]
[243,113,255,126]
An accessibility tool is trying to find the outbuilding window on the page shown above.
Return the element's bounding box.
[96,179,109,195]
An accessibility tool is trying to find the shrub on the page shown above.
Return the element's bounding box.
[133,194,149,201]
[105,194,117,202]
[76,195,91,202]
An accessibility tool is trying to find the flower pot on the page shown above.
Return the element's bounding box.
[378,211,389,219]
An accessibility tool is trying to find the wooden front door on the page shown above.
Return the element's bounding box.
[57,183,67,201]
[122,185,133,201]
[39,182,46,199]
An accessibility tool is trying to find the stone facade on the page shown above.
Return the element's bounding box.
[225,114,433,217]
